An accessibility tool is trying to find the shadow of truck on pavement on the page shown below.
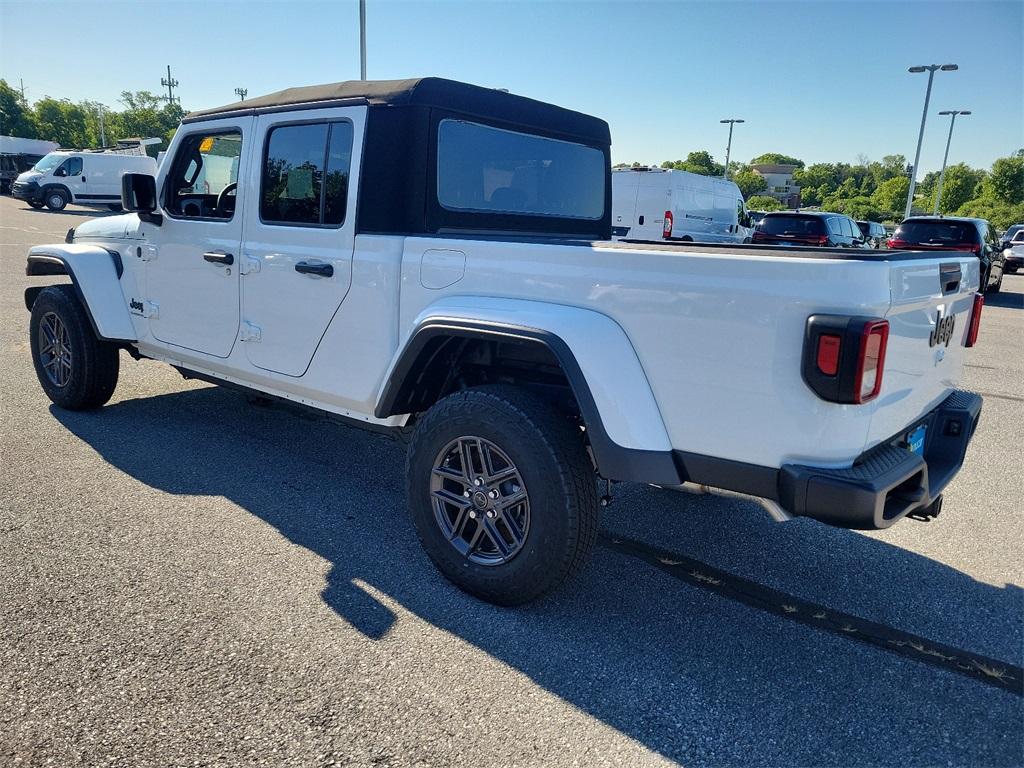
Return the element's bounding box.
[52,383,1024,767]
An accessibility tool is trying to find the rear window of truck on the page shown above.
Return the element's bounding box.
[757,214,826,236]
[437,119,605,220]
[895,220,979,245]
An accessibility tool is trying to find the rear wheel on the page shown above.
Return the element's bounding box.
[44,188,68,211]
[407,386,598,605]
[29,285,119,410]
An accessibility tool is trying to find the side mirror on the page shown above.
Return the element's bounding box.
[121,173,162,225]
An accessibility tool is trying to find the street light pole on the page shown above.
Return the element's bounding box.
[720,118,744,179]
[359,0,367,80]
[933,109,971,215]
[904,63,958,220]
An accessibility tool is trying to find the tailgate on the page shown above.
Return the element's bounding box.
[866,253,980,447]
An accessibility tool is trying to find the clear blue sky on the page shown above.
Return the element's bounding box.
[1,0,1021,173]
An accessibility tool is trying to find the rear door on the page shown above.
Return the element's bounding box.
[633,176,669,239]
[239,107,365,376]
[611,172,639,237]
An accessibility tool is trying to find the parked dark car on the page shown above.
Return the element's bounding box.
[888,216,1005,293]
[752,211,869,248]
[1000,223,1023,249]
[857,220,888,249]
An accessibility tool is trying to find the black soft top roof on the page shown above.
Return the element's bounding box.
[185,77,610,144]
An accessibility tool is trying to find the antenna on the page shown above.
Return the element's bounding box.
[161,65,180,105]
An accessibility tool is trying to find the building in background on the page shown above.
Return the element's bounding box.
[751,163,801,208]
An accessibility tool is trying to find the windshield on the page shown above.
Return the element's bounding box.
[895,220,979,245]
[756,214,825,236]
[31,153,65,173]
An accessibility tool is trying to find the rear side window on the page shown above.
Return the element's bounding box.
[437,119,605,220]
[895,220,979,245]
[758,215,826,236]
[261,121,353,227]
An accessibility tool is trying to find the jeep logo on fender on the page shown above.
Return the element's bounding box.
[129,299,144,314]
[929,309,955,348]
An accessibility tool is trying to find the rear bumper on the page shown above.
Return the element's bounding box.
[778,390,982,529]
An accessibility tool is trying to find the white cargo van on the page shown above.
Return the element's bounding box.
[12,151,157,212]
[612,167,752,243]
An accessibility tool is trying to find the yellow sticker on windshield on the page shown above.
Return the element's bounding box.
[199,137,215,153]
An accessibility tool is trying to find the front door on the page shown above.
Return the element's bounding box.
[239,107,364,376]
[146,118,252,358]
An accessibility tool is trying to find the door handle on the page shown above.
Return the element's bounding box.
[203,250,234,265]
[294,261,333,278]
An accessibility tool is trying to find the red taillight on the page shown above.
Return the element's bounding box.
[813,234,828,246]
[663,210,673,238]
[815,334,842,375]
[965,292,984,347]
[888,238,907,249]
[853,320,889,403]
[752,230,767,242]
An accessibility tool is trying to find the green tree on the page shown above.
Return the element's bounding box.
[927,163,985,214]
[0,79,36,137]
[745,195,784,211]
[749,152,804,168]
[32,97,90,147]
[986,154,1024,204]
[662,151,724,176]
[732,168,767,199]
[872,176,910,215]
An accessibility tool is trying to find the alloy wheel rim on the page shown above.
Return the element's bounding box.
[38,311,72,387]
[49,194,63,207]
[430,436,530,566]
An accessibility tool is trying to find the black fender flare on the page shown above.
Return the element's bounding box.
[375,319,681,485]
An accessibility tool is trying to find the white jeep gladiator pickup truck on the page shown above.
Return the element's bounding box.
[24,78,984,605]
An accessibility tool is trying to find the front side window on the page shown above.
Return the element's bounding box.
[60,157,83,176]
[165,131,243,219]
[261,121,353,226]
[437,119,604,220]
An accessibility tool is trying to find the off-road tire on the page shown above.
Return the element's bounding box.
[44,187,69,211]
[407,385,599,605]
[27,200,45,209]
[29,285,119,410]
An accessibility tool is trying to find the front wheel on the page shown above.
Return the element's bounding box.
[29,285,119,410]
[44,188,68,211]
[27,200,45,209]
[407,386,599,605]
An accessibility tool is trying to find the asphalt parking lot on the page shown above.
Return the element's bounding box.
[1,195,1021,768]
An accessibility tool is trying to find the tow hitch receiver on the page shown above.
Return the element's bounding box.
[908,494,943,522]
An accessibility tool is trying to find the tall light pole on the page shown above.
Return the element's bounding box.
[359,0,367,80]
[720,118,744,179]
[903,63,958,219]
[97,104,106,147]
[933,109,971,215]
